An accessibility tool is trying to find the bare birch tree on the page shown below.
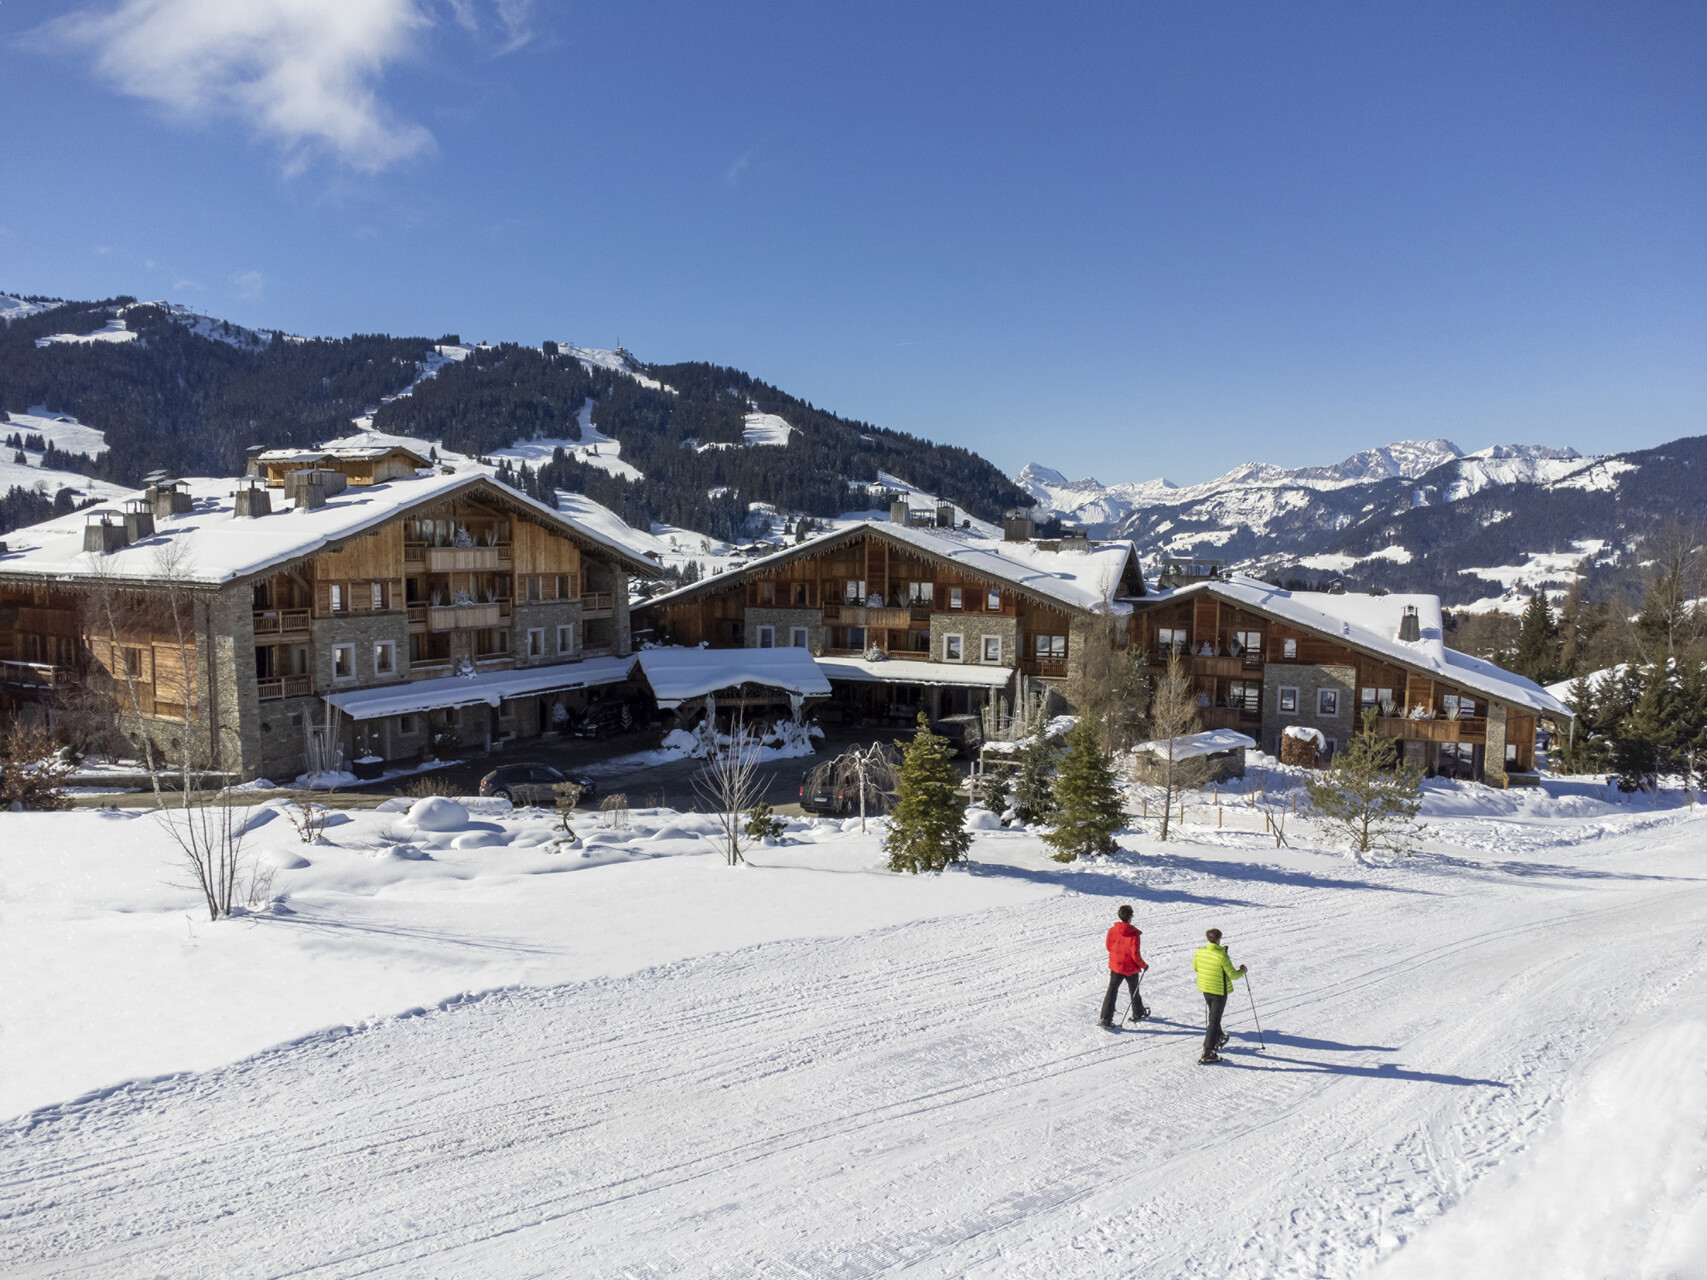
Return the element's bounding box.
[1141,651,1208,842]
[692,715,769,865]
[805,743,900,833]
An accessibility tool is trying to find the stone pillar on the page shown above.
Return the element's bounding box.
[1484,703,1509,788]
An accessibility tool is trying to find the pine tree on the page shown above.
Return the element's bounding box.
[1043,718,1127,862]
[885,713,971,873]
[1012,734,1058,825]
[981,763,1011,816]
[1513,592,1561,684]
[1304,709,1425,856]
[1611,662,1676,792]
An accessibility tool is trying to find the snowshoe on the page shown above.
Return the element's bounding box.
[1198,1051,1221,1065]
[1098,1020,1117,1031]
[1216,1030,1230,1050]
[1127,1004,1151,1023]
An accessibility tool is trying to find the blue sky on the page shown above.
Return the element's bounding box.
[3,1,1703,485]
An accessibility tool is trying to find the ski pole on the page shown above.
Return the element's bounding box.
[1244,975,1266,1052]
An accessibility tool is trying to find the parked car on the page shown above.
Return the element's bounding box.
[932,714,984,759]
[572,699,637,740]
[798,767,854,816]
[478,763,597,806]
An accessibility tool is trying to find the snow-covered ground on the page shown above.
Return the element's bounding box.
[2,775,1703,1277]
[0,407,125,503]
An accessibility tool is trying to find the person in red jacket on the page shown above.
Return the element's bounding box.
[1099,905,1150,1027]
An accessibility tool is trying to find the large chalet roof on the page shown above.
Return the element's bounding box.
[1149,575,1570,718]
[0,469,659,588]
[640,520,1145,616]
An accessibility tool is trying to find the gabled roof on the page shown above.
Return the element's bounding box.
[0,470,659,588]
[637,520,1145,617]
[1145,575,1569,717]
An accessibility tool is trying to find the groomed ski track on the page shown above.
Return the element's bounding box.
[4,815,1704,1278]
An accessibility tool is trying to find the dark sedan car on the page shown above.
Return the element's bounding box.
[478,763,597,807]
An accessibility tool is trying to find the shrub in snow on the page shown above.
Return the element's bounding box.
[743,801,787,843]
[963,807,1002,832]
[1043,718,1126,862]
[1304,709,1425,856]
[406,796,470,831]
[0,722,74,812]
[885,714,970,874]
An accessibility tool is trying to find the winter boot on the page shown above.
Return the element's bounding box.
[1216,1030,1230,1050]
[1198,1050,1221,1065]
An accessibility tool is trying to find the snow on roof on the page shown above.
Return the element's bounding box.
[640,520,1142,616]
[636,646,832,708]
[1159,576,1570,718]
[0,469,658,587]
[1134,729,1256,760]
[323,656,638,721]
[816,655,1016,689]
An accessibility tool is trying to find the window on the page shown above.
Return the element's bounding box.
[1317,689,1340,717]
[399,714,418,734]
[557,624,575,654]
[373,641,395,675]
[949,587,963,610]
[945,634,964,662]
[759,581,774,604]
[1361,687,1377,708]
[1157,627,1188,653]
[982,635,1002,663]
[330,584,345,614]
[844,626,866,650]
[371,581,386,611]
[790,627,809,648]
[332,644,354,679]
[1283,637,1298,659]
[526,576,541,602]
[792,582,809,605]
[1442,694,1461,718]
[1226,680,1259,713]
[1279,687,1298,714]
[1034,634,1066,659]
[987,589,1001,612]
[476,628,509,657]
[122,646,143,677]
[1233,630,1261,655]
[908,581,934,603]
[845,579,866,603]
[527,627,546,657]
[757,625,776,648]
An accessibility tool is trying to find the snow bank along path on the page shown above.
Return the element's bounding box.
[3,798,1705,1277]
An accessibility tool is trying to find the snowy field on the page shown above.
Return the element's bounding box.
[2,779,1704,1278]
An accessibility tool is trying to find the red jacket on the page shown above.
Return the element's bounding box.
[1106,922,1147,975]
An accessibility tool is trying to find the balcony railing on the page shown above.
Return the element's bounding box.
[1199,707,1261,731]
[580,592,616,618]
[253,608,311,637]
[423,545,511,573]
[427,601,503,631]
[1376,715,1487,744]
[256,674,314,701]
[0,659,67,689]
[1023,656,1068,677]
[821,603,914,628]
[406,603,428,628]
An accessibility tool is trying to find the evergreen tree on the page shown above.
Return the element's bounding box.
[885,714,971,874]
[1043,718,1127,862]
[1512,592,1561,684]
[1011,734,1058,825]
[1304,709,1425,856]
[981,764,1010,816]
[1611,662,1676,792]
[1556,673,1611,774]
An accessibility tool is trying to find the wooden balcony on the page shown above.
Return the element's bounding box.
[423,545,511,573]
[1022,656,1068,678]
[256,674,314,701]
[0,659,68,690]
[252,608,311,637]
[406,603,428,629]
[427,601,504,631]
[580,592,616,619]
[1198,707,1261,732]
[821,603,914,628]
[1376,715,1487,744]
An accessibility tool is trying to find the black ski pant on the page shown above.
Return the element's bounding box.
[1202,991,1228,1054]
[1100,970,1141,1025]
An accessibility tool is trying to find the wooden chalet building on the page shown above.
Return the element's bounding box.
[633,507,1147,725]
[0,448,657,781]
[1133,559,1569,786]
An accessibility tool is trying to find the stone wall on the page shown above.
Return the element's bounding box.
[511,599,583,665]
[929,613,1018,669]
[1260,663,1355,757]
[743,608,823,652]
[314,612,411,689]
[1484,702,1509,787]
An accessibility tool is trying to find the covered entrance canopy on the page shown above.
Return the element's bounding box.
[321,656,637,721]
[815,655,1014,690]
[635,646,832,710]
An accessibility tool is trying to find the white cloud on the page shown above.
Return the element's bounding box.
[232,271,264,299]
[36,0,536,174]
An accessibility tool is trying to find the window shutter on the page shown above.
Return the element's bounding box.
[315,581,332,615]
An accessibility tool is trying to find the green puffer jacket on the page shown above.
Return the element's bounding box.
[1193,943,1242,994]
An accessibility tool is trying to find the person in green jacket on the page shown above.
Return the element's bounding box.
[1192,928,1247,1064]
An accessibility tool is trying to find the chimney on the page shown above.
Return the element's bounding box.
[935,503,953,528]
[82,511,128,555]
[890,500,910,525]
[234,483,272,518]
[1398,605,1421,643]
[1002,508,1034,542]
[121,498,156,542]
[1060,529,1089,552]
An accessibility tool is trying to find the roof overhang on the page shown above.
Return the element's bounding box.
[816,655,1015,690]
[635,646,832,709]
[322,656,637,721]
